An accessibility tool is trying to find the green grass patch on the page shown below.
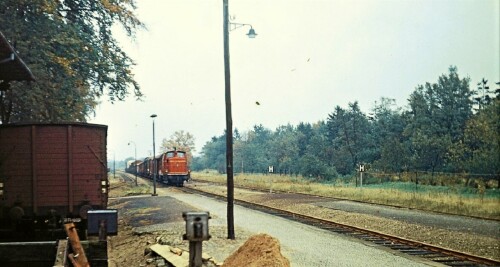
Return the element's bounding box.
[193,171,500,220]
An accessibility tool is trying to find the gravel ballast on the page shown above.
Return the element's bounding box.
[167,189,437,267]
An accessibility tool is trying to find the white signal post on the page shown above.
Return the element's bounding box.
[359,164,365,187]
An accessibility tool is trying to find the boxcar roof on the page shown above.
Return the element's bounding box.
[0,122,108,129]
[0,31,35,82]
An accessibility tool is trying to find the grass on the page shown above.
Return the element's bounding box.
[192,171,500,220]
[108,174,151,198]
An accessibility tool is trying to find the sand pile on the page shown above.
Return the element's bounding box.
[222,233,290,267]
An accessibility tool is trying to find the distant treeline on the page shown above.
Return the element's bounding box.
[192,67,499,180]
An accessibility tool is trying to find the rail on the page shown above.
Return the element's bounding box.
[179,184,500,267]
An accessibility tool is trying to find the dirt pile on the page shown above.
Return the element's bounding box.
[221,233,290,267]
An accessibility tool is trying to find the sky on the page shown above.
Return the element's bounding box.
[89,0,500,161]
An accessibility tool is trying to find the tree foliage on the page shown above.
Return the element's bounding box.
[0,0,143,123]
[405,67,473,173]
[160,130,196,163]
[193,67,499,180]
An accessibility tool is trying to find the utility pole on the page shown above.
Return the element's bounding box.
[223,0,235,240]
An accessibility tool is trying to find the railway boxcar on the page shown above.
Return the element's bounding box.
[136,160,145,176]
[156,149,190,187]
[145,157,154,178]
[0,123,108,239]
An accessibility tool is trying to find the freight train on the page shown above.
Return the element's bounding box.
[126,149,190,187]
[0,123,108,240]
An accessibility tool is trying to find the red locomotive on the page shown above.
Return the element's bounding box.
[156,149,190,187]
[130,149,190,187]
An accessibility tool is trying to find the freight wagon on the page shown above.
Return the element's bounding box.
[0,123,108,240]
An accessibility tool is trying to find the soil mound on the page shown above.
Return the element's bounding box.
[222,233,290,267]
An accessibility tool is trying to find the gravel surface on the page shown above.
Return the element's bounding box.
[315,200,500,237]
[191,182,500,261]
[107,174,499,266]
[166,188,436,267]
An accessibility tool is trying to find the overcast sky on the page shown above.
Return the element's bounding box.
[89,0,499,161]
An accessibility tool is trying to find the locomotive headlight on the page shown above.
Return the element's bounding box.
[0,182,3,196]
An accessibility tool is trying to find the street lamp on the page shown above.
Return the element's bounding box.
[223,0,257,240]
[229,22,258,38]
[128,141,137,186]
[150,114,158,196]
[113,151,115,179]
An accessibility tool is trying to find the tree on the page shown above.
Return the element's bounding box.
[461,89,500,174]
[268,124,299,174]
[327,102,374,174]
[160,130,196,163]
[242,125,272,173]
[404,66,473,172]
[371,98,409,172]
[195,134,226,173]
[0,0,143,123]
[473,78,494,111]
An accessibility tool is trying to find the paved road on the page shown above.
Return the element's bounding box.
[160,188,440,267]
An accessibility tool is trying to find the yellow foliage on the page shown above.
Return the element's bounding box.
[101,0,122,13]
[51,55,76,76]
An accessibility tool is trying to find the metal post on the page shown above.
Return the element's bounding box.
[183,212,210,267]
[223,0,235,240]
[129,141,138,186]
[98,219,107,241]
[134,145,137,186]
[415,171,418,192]
[151,114,158,196]
[189,241,203,267]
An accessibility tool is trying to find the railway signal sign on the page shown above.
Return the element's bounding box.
[268,165,274,173]
[359,164,365,172]
[358,164,366,188]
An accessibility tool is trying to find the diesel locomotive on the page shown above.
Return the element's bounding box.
[127,149,190,187]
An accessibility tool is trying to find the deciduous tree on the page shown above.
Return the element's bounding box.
[160,130,196,163]
[0,0,143,123]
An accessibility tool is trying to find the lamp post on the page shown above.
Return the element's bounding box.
[128,141,137,186]
[113,151,116,179]
[223,0,257,240]
[150,114,158,196]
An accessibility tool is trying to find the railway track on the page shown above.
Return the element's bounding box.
[109,172,136,190]
[179,185,499,267]
[191,178,499,222]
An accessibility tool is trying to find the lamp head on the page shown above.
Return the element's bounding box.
[247,28,257,38]
[150,114,157,118]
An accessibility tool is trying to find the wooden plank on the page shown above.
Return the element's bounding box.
[53,239,68,267]
[64,223,89,267]
[150,244,189,267]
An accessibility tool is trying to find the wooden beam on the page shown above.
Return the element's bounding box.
[64,223,90,267]
[53,239,68,267]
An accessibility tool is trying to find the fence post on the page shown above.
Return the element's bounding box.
[415,172,418,192]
